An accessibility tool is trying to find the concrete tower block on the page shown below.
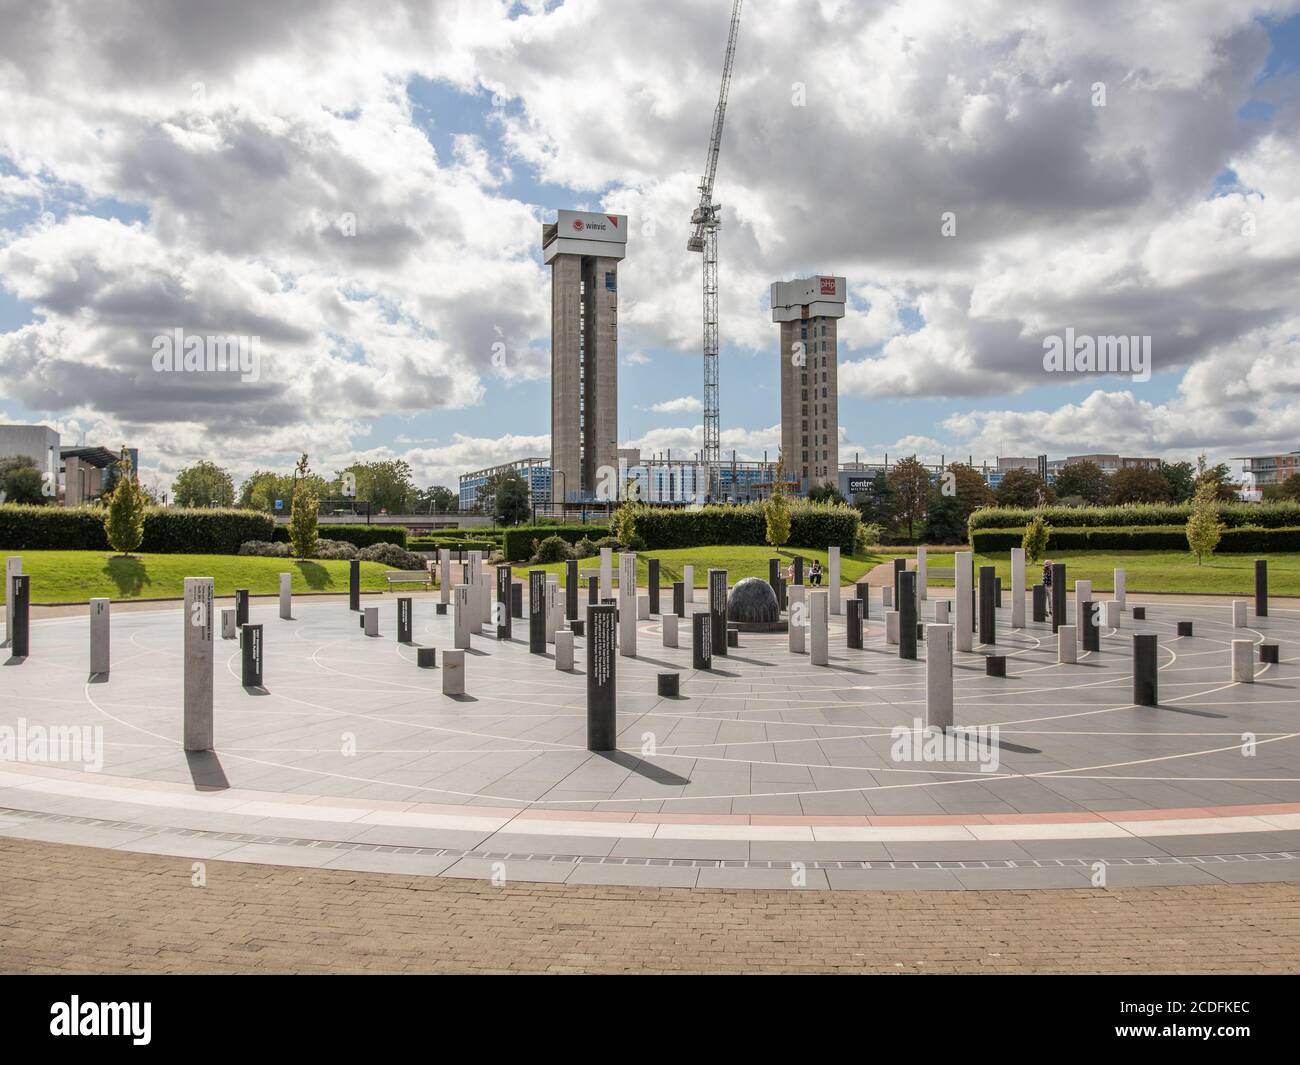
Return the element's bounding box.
[439,549,451,605]
[442,650,465,695]
[916,545,928,602]
[1231,639,1254,683]
[1114,568,1126,611]
[89,598,110,675]
[1058,625,1077,664]
[788,584,806,654]
[954,551,973,653]
[183,577,215,752]
[1232,600,1247,627]
[828,546,842,615]
[1011,548,1026,629]
[683,565,695,604]
[279,573,292,619]
[926,624,954,731]
[662,613,679,648]
[600,548,613,601]
[810,590,829,665]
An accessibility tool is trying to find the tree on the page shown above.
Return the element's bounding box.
[1053,461,1109,505]
[418,485,458,513]
[942,462,995,524]
[1109,466,1172,504]
[1193,454,1238,502]
[103,450,146,555]
[288,454,320,559]
[887,456,931,540]
[1157,460,1196,504]
[765,453,792,549]
[920,494,965,544]
[0,454,48,505]
[1022,513,1051,563]
[480,469,530,526]
[333,459,417,513]
[1185,478,1224,565]
[853,471,895,531]
[1270,474,1300,502]
[995,468,1055,508]
[807,483,846,504]
[172,461,234,508]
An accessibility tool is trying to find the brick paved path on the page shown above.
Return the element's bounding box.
[2,838,1298,973]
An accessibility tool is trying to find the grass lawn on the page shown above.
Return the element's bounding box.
[0,551,394,605]
[515,545,884,587]
[923,550,1300,597]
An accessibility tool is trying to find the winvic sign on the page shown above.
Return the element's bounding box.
[557,210,627,244]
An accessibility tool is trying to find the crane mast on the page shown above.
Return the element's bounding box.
[687,0,742,501]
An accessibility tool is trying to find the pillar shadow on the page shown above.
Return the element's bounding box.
[243,685,271,696]
[445,693,477,702]
[4,656,27,665]
[185,750,229,791]
[595,750,691,785]
[725,654,775,667]
[1156,704,1227,719]
[87,672,109,684]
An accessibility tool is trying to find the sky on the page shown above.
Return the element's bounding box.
[1,0,1298,496]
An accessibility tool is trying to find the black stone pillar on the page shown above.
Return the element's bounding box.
[893,557,905,604]
[588,575,599,605]
[1133,634,1158,707]
[1032,584,1046,623]
[348,560,360,612]
[692,611,712,670]
[856,581,869,618]
[1080,599,1099,652]
[709,569,728,657]
[235,588,249,627]
[978,566,995,646]
[1255,559,1268,618]
[899,571,917,660]
[793,556,804,585]
[511,581,522,619]
[586,603,617,752]
[994,577,1003,608]
[565,560,579,622]
[648,558,660,615]
[673,581,685,618]
[528,570,546,654]
[847,598,863,649]
[240,623,263,687]
[397,597,413,643]
[768,557,781,605]
[497,566,512,640]
[1050,563,1067,634]
[10,574,29,658]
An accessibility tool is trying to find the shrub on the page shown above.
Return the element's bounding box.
[104,456,147,555]
[313,537,358,560]
[1186,482,1225,565]
[501,524,604,561]
[357,542,426,569]
[238,540,289,557]
[530,535,576,564]
[969,502,1300,532]
[1022,514,1051,562]
[573,537,596,559]
[272,524,408,549]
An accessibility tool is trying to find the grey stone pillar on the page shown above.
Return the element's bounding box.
[439,549,451,605]
[899,570,917,660]
[90,598,110,675]
[926,623,953,731]
[279,573,292,619]
[183,577,214,752]
[810,590,829,665]
[954,551,973,653]
[1231,639,1254,683]
[1011,548,1025,629]
[1114,568,1126,611]
[4,556,21,647]
[788,584,806,654]
[828,546,841,615]
[709,569,727,657]
[916,545,928,602]
[587,603,617,750]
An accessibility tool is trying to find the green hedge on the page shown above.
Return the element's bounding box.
[271,524,407,548]
[971,525,1300,553]
[630,502,860,553]
[0,505,275,553]
[502,525,603,562]
[969,502,1300,532]
[421,529,502,543]
[409,538,497,553]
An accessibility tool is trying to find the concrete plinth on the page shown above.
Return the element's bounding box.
[221,608,237,640]
[453,585,472,649]
[279,573,292,619]
[663,613,678,648]
[1232,639,1254,683]
[363,607,379,637]
[916,545,928,602]
[1074,580,1092,625]
[555,630,574,671]
[89,598,110,675]
[442,650,465,695]
[637,594,650,620]
[885,610,900,645]
[882,586,893,609]
[954,551,973,653]
[788,585,806,654]
[926,623,953,731]
[1233,600,1247,628]
[183,577,215,752]
[683,565,695,603]
[1105,600,1120,629]
[810,590,829,666]
[600,548,612,601]
[1114,568,1126,611]
[1011,548,1025,629]
[935,600,950,624]
[1058,624,1077,664]
[828,546,841,615]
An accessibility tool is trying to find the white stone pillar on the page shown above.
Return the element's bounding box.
[545,578,559,643]
[663,613,679,648]
[439,549,451,605]
[600,548,613,601]
[279,573,292,619]
[363,606,379,636]
[882,586,893,609]
[1233,600,1247,627]
[453,585,472,649]
[683,564,695,604]
[1231,639,1254,683]
[1114,568,1126,611]
[935,600,950,624]
[926,623,953,731]
[90,598,110,675]
[788,584,806,654]
[637,594,650,620]
[619,559,637,657]
[1011,548,1025,629]
[917,545,928,602]
[183,577,214,752]
[810,590,829,665]
[442,649,465,695]
[1074,580,1092,625]
[828,546,842,615]
[555,630,574,670]
[1104,600,1120,629]
[4,556,21,646]
[221,608,237,640]
[1058,624,1077,664]
[954,551,973,654]
[885,610,900,645]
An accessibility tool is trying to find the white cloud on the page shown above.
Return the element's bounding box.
[650,396,703,414]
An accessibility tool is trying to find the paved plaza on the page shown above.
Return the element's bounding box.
[2,585,1299,889]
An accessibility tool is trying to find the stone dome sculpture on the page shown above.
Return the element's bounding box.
[727,577,780,625]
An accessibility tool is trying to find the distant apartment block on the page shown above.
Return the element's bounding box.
[1234,450,1299,487]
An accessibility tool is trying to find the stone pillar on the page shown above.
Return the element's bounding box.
[882,586,893,609]
[916,545,928,602]
[648,558,660,615]
[348,560,360,612]
[926,623,954,731]
[89,598,110,675]
[235,588,249,628]
[528,571,545,653]
[1114,568,1126,612]
[363,606,379,637]
[1080,600,1099,653]
[663,613,679,648]
[847,598,863,649]
[810,590,829,666]
[1231,639,1254,683]
[1133,634,1158,706]
[954,551,973,653]
[555,629,575,671]
[788,585,806,654]
[856,582,869,619]
[899,571,918,660]
[240,623,263,687]
[600,548,612,602]
[397,597,413,643]
[1011,548,1025,629]
[1255,559,1268,617]
[279,573,292,620]
[1074,580,1091,626]
[673,581,685,617]
[545,577,560,644]
[1104,600,1120,629]
[439,549,451,605]
[1050,563,1067,634]
[828,546,842,615]
[454,585,473,649]
[935,600,950,624]
[683,564,695,603]
[709,569,728,658]
[978,566,995,646]
[587,603,617,750]
[4,556,20,647]
[221,609,237,640]
[892,557,905,607]
[793,556,804,586]
[588,574,599,606]
[692,610,712,670]
[768,558,781,605]
[442,650,465,696]
[497,564,513,640]
[1032,585,1046,623]
[619,590,636,659]
[511,581,523,619]
[1232,600,1247,628]
[565,559,579,622]
[1057,624,1076,664]
[183,577,214,752]
[637,594,650,620]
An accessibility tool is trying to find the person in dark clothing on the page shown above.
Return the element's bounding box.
[808,560,823,586]
[1042,560,1053,618]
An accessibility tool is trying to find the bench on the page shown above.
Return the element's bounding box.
[385,570,433,588]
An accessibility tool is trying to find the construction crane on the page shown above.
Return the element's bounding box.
[687,0,742,502]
